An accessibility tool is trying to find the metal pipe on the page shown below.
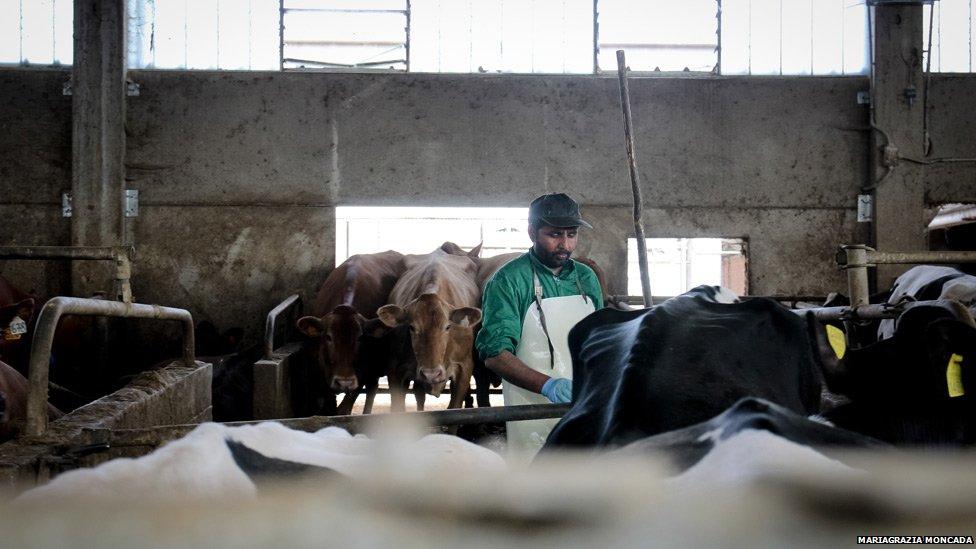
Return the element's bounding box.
[87,403,572,448]
[0,246,131,260]
[0,246,134,303]
[264,294,302,359]
[866,250,976,265]
[843,246,872,307]
[836,246,976,267]
[615,50,653,308]
[791,303,901,321]
[25,297,195,437]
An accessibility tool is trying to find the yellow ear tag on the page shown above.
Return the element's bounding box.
[825,325,846,359]
[947,353,965,398]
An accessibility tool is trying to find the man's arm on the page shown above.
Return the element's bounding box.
[484,350,551,393]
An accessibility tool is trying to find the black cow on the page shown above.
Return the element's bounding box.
[196,321,261,422]
[544,287,825,449]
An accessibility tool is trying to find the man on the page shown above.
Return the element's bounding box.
[475,193,603,455]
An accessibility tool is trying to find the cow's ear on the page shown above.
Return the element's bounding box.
[924,319,976,399]
[297,316,326,338]
[467,243,483,259]
[377,305,406,328]
[15,299,35,323]
[806,313,848,389]
[450,307,482,327]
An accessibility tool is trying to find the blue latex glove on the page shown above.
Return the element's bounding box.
[541,377,572,403]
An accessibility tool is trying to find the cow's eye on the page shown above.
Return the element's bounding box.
[444,325,451,331]
[408,325,416,332]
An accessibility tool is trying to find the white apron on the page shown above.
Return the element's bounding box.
[503,269,595,458]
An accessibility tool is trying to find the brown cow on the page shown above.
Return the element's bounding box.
[377,245,482,413]
[296,250,405,416]
[475,252,612,299]
[0,274,35,372]
[0,359,62,441]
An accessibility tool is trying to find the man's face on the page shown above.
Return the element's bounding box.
[529,224,579,269]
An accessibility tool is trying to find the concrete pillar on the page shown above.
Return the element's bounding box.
[70,0,126,296]
[871,5,926,287]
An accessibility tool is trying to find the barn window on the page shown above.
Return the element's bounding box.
[0,0,73,66]
[597,0,719,73]
[923,0,976,73]
[282,0,408,71]
[627,238,748,298]
[127,0,281,70]
[110,0,879,75]
[335,206,529,264]
[720,0,869,76]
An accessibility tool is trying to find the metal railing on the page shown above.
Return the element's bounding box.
[25,297,195,437]
[0,246,134,303]
[264,294,302,359]
[84,403,571,449]
[786,245,976,324]
[836,246,976,307]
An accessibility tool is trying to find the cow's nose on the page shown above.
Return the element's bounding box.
[419,368,445,384]
[331,375,359,392]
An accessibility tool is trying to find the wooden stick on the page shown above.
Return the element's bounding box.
[615,50,653,307]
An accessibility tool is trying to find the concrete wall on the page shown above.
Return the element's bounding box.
[2,67,975,338]
[0,69,71,299]
[924,75,976,205]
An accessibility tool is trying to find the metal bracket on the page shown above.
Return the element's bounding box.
[61,81,72,96]
[857,91,871,105]
[61,192,73,217]
[124,189,139,218]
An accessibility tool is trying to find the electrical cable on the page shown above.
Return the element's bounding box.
[922,2,934,155]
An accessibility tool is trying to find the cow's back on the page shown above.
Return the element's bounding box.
[391,250,479,308]
[546,295,824,448]
[476,253,521,292]
[312,251,405,318]
[880,266,976,339]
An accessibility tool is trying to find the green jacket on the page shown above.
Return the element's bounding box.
[476,250,604,361]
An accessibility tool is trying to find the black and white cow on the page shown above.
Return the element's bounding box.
[878,266,976,340]
[543,285,976,451]
[611,397,887,472]
[544,286,825,449]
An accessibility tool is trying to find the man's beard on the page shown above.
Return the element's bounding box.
[535,246,572,269]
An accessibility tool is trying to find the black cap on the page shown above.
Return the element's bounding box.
[528,193,592,229]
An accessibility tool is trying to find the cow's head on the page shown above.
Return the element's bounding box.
[377,293,481,386]
[807,304,976,444]
[297,305,368,393]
